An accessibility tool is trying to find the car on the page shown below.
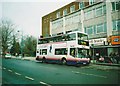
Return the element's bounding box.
[5,54,12,59]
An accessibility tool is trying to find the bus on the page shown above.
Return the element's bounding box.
[36,31,90,66]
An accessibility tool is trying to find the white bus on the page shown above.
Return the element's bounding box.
[36,31,90,66]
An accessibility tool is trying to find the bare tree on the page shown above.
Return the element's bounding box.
[1,19,15,57]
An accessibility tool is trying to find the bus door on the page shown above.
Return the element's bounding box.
[70,48,77,58]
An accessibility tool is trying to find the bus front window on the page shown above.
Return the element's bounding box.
[77,48,87,58]
[77,33,89,46]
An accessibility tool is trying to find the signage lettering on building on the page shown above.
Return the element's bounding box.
[111,36,120,45]
[89,38,106,45]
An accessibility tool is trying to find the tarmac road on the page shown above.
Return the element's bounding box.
[1,58,120,85]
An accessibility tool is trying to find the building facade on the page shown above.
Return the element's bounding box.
[42,0,120,58]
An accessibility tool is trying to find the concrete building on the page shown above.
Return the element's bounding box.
[42,0,120,58]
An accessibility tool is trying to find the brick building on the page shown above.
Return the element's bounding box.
[41,0,120,58]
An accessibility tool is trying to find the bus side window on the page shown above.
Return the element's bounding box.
[42,49,47,55]
[55,48,67,55]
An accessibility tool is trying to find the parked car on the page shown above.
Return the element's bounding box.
[5,53,12,59]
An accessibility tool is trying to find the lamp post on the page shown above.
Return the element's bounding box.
[17,30,24,58]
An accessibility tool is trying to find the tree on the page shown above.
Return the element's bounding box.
[1,19,15,57]
[10,35,20,56]
[23,35,37,57]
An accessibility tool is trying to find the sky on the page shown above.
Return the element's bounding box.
[1,0,75,38]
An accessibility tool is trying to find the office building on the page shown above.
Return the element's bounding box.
[42,0,120,57]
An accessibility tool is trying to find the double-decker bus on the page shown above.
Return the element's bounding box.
[36,31,90,66]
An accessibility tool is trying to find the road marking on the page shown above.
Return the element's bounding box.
[72,71,80,74]
[25,76,34,81]
[3,67,6,70]
[15,72,21,76]
[72,71,107,78]
[8,69,12,72]
[40,81,51,86]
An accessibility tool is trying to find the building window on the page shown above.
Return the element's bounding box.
[85,10,93,20]
[86,26,94,35]
[56,11,60,18]
[89,0,94,5]
[70,5,75,13]
[95,6,102,17]
[116,2,120,10]
[112,20,120,31]
[103,5,106,14]
[112,2,120,11]
[63,9,67,16]
[96,23,104,33]
[79,2,85,9]
[104,22,107,32]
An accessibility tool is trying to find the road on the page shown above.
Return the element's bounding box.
[1,58,120,85]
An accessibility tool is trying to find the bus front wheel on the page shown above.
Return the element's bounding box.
[61,58,67,65]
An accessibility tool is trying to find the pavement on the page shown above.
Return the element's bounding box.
[91,60,120,67]
[9,56,120,70]
[11,56,36,61]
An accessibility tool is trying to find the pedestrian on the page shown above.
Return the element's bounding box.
[96,53,100,61]
[99,56,104,62]
[109,52,115,63]
[115,52,120,64]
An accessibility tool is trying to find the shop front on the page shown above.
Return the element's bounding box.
[89,38,107,60]
[89,36,120,63]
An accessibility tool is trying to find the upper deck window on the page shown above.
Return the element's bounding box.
[67,33,76,40]
[77,33,88,40]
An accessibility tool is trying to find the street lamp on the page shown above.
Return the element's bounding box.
[17,30,24,58]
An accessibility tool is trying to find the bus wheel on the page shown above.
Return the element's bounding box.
[61,58,67,65]
[42,57,46,63]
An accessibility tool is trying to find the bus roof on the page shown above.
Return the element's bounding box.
[67,31,88,35]
[39,31,88,40]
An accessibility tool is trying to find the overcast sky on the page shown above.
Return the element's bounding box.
[1,0,75,38]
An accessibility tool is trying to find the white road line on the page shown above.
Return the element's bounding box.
[25,76,34,81]
[8,69,12,72]
[15,72,21,76]
[72,71,107,78]
[72,71,78,73]
[40,81,51,86]
[84,73,107,78]
[3,67,6,70]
